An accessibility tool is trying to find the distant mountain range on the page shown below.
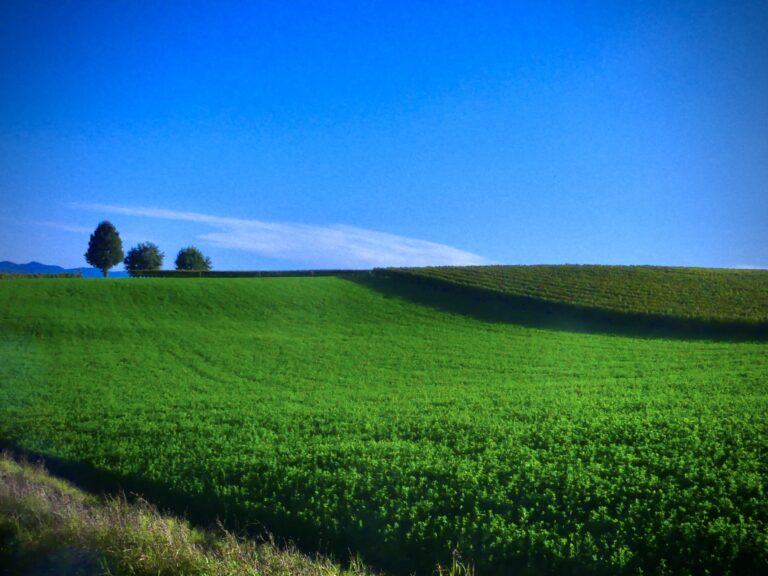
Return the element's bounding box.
[0,261,128,278]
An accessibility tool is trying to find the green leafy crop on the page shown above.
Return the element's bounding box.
[1,275,766,575]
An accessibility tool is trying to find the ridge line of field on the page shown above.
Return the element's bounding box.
[133,269,371,278]
[379,264,768,323]
[368,268,768,341]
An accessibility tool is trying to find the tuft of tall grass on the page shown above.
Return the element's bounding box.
[0,452,377,576]
[435,550,475,576]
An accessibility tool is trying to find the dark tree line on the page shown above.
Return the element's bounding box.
[85,221,212,277]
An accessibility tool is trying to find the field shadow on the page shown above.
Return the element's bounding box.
[2,440,677,576]
[0,440,364,571]
[2,438,763,576]
[1,441,476,576]
[350,273,768,342]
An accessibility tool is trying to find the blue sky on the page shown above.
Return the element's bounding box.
[1,0,766,270]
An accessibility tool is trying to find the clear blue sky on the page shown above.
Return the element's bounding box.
[1,0,766,270]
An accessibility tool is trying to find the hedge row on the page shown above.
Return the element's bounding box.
[133,269,370,278]
[0,273,82,279]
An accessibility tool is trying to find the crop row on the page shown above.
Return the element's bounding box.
[383,265,768,324]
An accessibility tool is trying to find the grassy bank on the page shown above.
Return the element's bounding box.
[0,452,380,576]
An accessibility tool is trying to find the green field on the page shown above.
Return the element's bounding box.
[387,265,768,324]
[1,272,767,575]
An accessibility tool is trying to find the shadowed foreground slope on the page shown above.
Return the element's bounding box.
[0,452,377,576]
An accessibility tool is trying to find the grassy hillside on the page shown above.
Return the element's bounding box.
[384,265,768,324]
[1,276,767,574]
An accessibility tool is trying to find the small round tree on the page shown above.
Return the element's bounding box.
[124,242,164,277]
[175,246,212,271]
[85,221,124,277]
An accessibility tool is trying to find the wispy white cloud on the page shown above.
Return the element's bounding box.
[32,219,148,243]
[71,203,491,268]
[0,216,94,236]
[33,221,95,235]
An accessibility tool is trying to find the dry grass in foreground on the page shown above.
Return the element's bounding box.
[0,453,475,576]
[0,452,377,576]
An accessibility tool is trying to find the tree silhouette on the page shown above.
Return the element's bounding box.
[124,242,164,277]
[175,246,212,271]
[85,221,124,277]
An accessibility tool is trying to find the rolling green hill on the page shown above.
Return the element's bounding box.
[384,265,768,324]
[1,275,767,575]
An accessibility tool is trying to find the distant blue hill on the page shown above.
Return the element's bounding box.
[0,261,128,278]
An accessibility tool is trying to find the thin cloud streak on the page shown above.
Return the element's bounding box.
[33,219,148,243]
[71,203,491,268]
[33,221,94,235]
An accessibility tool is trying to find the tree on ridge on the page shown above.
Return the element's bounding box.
[85,221,124,277]
[175,246,212,271]
[124,242,164,277]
